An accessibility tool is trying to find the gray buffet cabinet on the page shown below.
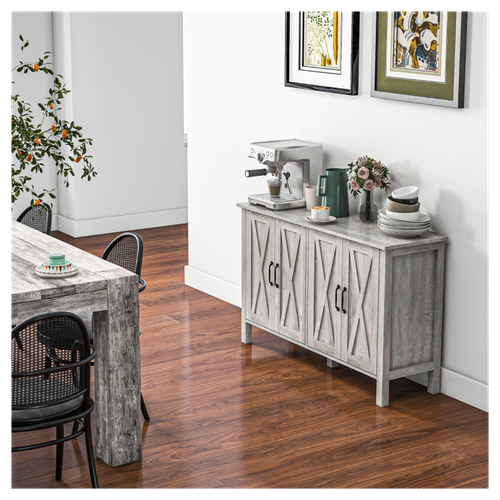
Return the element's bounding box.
[238,202,447,407]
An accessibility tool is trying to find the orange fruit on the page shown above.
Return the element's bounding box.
[49,102,54,109]
[17,150,21,157]
[34,199,41,206]
[52,125,56,132]
[62,129,67,139]
[26,153,32,162]
[34,138,39,145]
[34,63,39,71]
[75,156,82,163]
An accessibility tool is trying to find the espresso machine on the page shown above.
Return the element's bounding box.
[245,139,323,210]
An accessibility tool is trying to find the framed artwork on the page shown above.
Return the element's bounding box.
[371,12,468,108]
[285,11,360,95]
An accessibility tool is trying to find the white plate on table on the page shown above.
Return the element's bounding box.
[377,223,430,238]
[377,209,431,237]
[378,209,430,224]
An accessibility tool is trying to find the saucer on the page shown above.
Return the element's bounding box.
[36,260,79,278]
[305,215,336,224]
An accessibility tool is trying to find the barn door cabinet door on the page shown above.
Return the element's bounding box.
[245,212,274,331]
[341,241,379,375]
[243,211,306,343]
[274,220,307,343]
[308,234,379,375]
[307,231,342,359]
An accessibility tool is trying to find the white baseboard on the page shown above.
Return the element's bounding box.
[184,265,241,307]
[184,270,488,412]
[408,369,488,412]
[54,208,188,237]
[438,368,488,412]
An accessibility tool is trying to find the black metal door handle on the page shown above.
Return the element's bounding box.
[269,262,274,286]
[341,287,347,314]
[335,285,340,312]
[274,263,279,288]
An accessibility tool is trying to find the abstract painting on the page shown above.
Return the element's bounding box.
[371,11,468,108]
[387,12,447,82]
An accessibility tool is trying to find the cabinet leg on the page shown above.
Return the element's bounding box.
[326,359,338,368]
[242,321,252,344]
[427,368,441,394]
[376,377,389,407]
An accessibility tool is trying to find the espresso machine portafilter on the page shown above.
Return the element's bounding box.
[245,139,323,210]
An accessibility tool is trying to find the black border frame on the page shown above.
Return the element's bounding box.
[285,11,360,95]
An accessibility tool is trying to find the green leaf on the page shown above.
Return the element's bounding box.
[11,36,96,207]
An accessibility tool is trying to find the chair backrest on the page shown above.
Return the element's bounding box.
[16,205,52,235]
[12,312,94,413]
[101,232,144,278]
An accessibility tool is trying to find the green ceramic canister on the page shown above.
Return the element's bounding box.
[48,252,65,266]
[317,168,350,217]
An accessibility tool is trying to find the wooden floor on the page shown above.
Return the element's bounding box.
[11,224,489,489]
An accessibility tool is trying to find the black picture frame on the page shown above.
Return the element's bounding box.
[285,11,360,95]
[371,12,468,108]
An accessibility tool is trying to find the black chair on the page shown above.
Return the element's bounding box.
[16,204,52,235]
[82,232,149,421]
[12,312,98,488]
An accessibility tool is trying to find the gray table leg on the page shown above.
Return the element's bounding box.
[94,274,142,466]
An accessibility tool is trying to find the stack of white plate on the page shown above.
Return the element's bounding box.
[377,209,431,238]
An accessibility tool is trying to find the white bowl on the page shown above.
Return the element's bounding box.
[386,209,421,221]
[392,186,419,200]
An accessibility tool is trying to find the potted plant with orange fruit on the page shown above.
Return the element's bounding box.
[11,35,96,212]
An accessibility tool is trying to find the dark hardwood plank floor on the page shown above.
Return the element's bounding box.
[11,224,489,489]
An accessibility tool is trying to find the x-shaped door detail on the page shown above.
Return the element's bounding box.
[347,249,372,359]
[251,219,270,317]
[313,239,336,341]
[279,228,301,330]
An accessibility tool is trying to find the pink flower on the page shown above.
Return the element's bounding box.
[375,177,383,188]
[363,179,375,191]
[358,166,370,180]
[350,178,360,191]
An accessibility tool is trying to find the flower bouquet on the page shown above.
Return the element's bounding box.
[347,156,391,222]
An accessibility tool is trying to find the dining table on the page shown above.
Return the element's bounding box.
[11,220,142,467]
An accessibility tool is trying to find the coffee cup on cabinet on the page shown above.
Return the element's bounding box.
[311,206,330,221]
[305,185,321,210]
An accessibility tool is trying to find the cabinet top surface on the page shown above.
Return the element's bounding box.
[237,203,447,250]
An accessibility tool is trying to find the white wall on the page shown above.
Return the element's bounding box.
[11,12,187,236]
[183,12,489,411]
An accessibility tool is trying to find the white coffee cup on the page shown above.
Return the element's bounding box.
[311,206,330,221]
[305,185,321,210]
